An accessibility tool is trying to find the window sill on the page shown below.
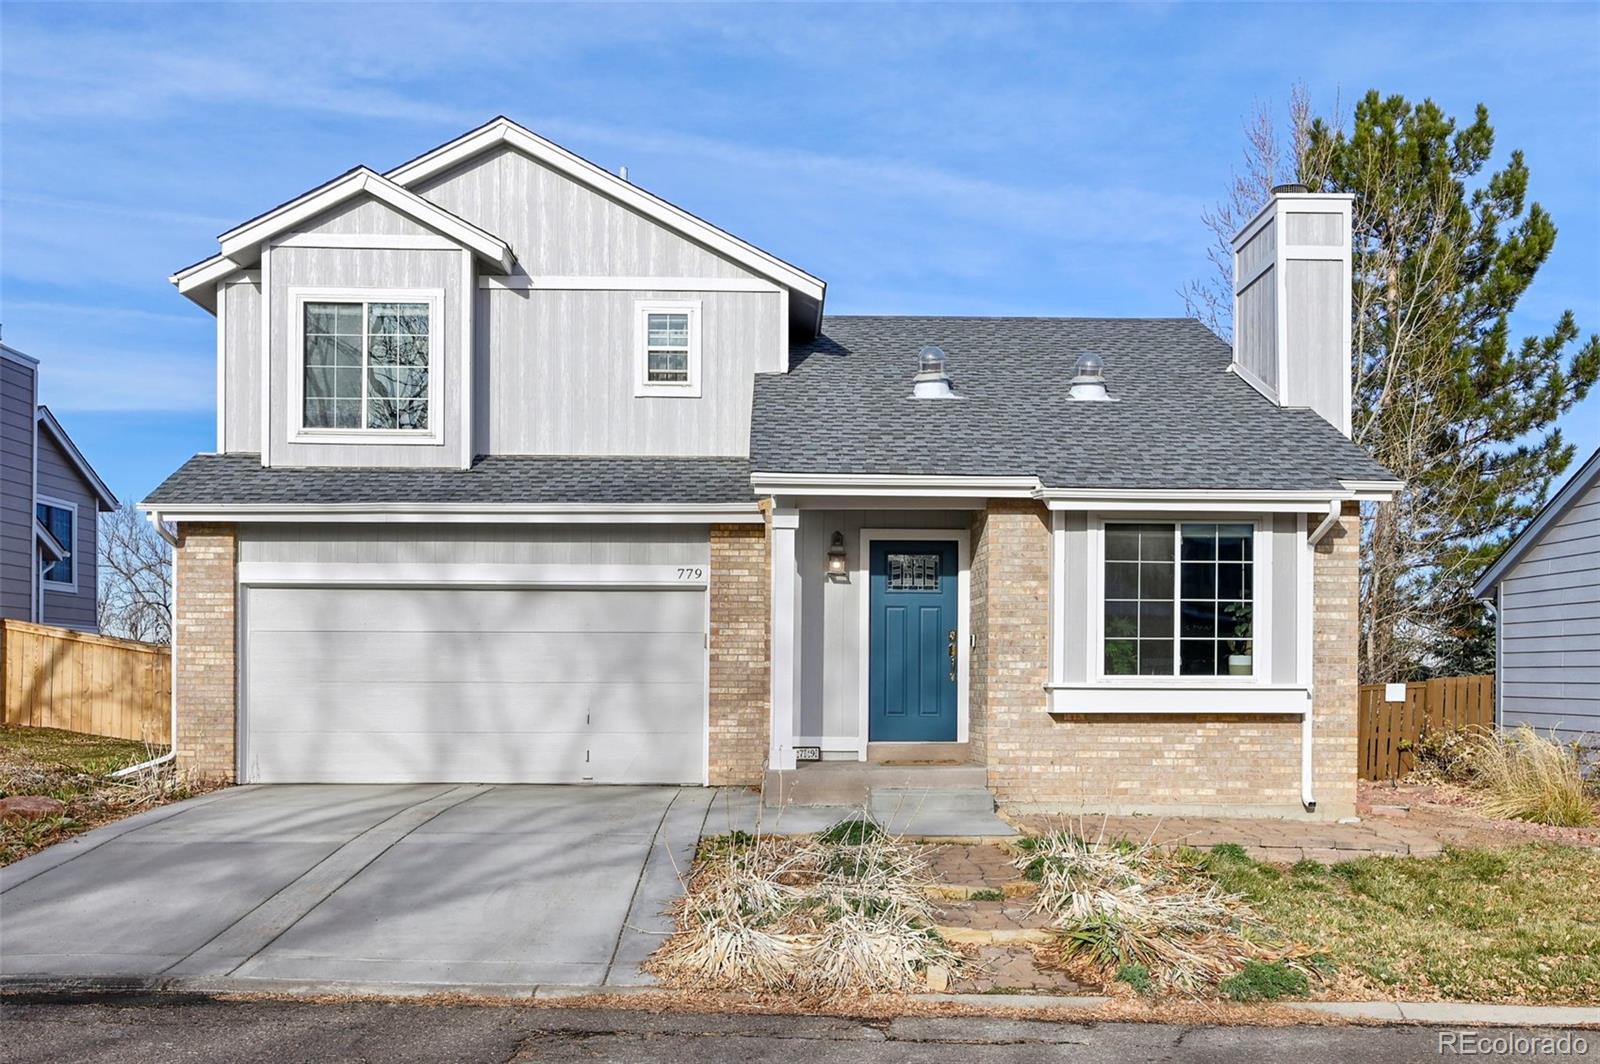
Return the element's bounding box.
[41,581,78,595]
[289,429,443,447]
[1044,682,1311,715]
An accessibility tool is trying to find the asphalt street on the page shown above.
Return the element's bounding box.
[3,994,1596,1064]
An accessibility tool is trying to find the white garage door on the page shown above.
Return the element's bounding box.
[241,585,706,784]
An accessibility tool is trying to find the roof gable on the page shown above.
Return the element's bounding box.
[386,117,825,318]
[172,167,514,308]
[37,405,117,510]
[1473,445,1600,597]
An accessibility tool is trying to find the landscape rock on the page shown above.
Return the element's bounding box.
[0,795,67,822]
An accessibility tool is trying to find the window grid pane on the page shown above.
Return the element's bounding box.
[303,300,429,431]
[36,503,73,583]
[1105,522,1253,678]
[645,312,691,383]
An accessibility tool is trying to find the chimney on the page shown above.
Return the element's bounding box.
[1231,184,1354,436]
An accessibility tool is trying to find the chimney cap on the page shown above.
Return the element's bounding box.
[1272,182,1309,195]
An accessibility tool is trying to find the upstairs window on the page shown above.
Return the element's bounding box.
[635,301,702,397]
[296,293,438,436]
[1103,522,1254,678]
[37,499,75,588]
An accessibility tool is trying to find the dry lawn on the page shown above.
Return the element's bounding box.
[0,724,212,864]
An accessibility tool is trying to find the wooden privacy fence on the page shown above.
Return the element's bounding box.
[0,620,171,744]
[1358,674,1495,781]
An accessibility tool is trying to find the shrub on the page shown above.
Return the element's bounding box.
[1220,959,1309,1001]
[1472,726,1596,827]
[1408,726,1485,784]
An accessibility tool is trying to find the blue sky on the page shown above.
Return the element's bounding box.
[2,2,1597,504]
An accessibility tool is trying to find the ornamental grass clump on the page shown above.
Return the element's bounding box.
[648,814,958,995]
[1471,726,1596,828]
[1017,830,1309,995]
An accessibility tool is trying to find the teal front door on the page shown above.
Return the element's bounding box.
[868,540,959,742]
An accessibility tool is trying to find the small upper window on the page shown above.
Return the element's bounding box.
[1103,521,1254,679]
[302,300,431,431]
[635,301,702,397]
[37,500,74,587]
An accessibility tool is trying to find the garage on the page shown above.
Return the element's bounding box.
[240,584,707,784]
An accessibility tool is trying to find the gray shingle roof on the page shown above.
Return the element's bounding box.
[144,453,754,507]
[751,316,1395,492]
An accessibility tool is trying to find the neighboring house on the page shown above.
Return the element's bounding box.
[1,343,118,632]
[145,118,1399,817]
[1473,445,1600,745]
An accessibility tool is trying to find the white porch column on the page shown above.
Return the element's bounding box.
[768,507,801,771]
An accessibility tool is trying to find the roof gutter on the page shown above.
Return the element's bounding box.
[139,501,765,525]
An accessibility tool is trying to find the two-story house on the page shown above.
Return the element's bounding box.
[2,343,118,632]
[146,118,1398,817]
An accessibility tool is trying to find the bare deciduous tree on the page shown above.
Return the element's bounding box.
[97,501,172,644]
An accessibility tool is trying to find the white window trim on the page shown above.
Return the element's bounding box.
[854,527,971,756]
[634,300,702,398]
[1047,512,1314,715]
[37,495,78,594]
[286,287,445,446]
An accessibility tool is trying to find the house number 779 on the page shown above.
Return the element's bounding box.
[676,567,705,580]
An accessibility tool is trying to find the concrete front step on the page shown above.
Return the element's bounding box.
[867,742,969,765]
[766,763,989,807]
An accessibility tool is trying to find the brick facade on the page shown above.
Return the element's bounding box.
[707,520,770,785]
[173,522,238,782]
[968,500,1362,818]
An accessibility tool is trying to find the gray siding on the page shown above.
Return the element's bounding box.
[795,509,974,743]
[238,522,709,567]
[35,427,99,632]
[299,197,435,238]
[477,287,780,456]
[1284,211,1344,246]
[221,277,262,452]
[267,242,466,467]
[1498,478,1600,742]
[1,358,36,620]
[414,145,757,280]
[1235,271,1277,391]
[1281,259,1345,421]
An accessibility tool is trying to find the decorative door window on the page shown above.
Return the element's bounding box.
[887,553,941,591]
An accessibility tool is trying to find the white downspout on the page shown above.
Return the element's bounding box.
[111,513,179,779]
[1299,498,1344,814]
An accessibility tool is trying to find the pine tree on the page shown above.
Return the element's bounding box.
[1193,90,1600,680]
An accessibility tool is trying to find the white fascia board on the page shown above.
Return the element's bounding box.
[751,472,1041,498]
[35,407,117,510]
[217,169,512,271]
[140,502,763,525]
[1,343,40,367]
[1472,444,1600,597]
[1340,478,1403,501]
[171,255,247,308]
[1046,683,1312,716]
[385,118,825,304]
[1041,488,1346,514]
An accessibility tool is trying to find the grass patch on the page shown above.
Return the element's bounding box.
[1220,959,1309,1001]
[967,888,1004,902]
[1,725,208,865]
[1206,842,1600,1004]
[1115,963,1153,994]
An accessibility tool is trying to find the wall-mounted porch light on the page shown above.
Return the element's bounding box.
[826,531,849,576]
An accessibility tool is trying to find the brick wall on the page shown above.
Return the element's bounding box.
[1309,503,1362,817]
[971,500,1361,818]
[174,522,237,782]
[707,521,770,785]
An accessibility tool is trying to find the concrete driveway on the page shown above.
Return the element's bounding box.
[0,784,711,991]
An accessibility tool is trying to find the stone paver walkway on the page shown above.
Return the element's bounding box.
[1007,781,1600,863]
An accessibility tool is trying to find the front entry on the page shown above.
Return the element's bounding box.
[868,540,959,742]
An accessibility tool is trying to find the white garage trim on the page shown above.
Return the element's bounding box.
[237,562,709,588]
